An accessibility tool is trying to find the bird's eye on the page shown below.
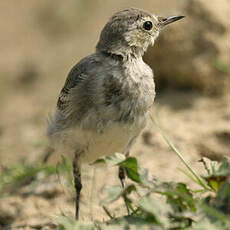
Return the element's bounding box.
[143,21,153,31]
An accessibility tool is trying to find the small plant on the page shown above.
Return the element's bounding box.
[213,60,230,75]
[0,156,72,196]
[55,154,230,230]
[58,118,230,229]
[1,121,230,229]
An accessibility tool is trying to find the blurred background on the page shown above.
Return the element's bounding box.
[0,0,230,227]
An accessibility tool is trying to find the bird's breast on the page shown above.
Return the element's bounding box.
[117,58,155,121]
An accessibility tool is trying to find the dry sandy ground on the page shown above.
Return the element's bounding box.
[1,91,230,230]
[0,1,230,229]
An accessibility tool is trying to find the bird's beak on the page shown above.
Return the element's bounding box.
[158,15,185,27]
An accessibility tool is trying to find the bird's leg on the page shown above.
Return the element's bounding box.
[118,151,130,215]
[73,152,82,220]
[119,135,137,190]
[118,166,126,189]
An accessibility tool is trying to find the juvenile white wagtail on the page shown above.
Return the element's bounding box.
[47,8,184,220]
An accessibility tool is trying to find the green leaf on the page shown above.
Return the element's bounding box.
[213,60,230,75]
[217,158,230,177]
[105,153,126,166]
[155,182,196,213]
[138,168,155,188]
[199,157,219,176]
[119,157,141,183]
[92,153,126,166]
[92,155,141,183]
[91,158,106,165]
[202,157,230,192]
[139,194,170,227]
[213,182,230,215]
[106,185,123,203]
[208,179,219,192]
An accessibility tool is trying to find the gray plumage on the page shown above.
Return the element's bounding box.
[47,8,184,219]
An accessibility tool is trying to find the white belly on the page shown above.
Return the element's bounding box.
[52,115,147,163]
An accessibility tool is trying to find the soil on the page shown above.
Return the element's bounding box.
[1,90,229,230]
[0,1,230,229]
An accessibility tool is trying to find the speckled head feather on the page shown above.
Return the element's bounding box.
[96,8,160,58]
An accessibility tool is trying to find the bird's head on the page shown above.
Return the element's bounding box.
[96,8,184,59]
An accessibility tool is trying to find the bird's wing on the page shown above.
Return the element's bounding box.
[47,61,88,136]
[54,53,108,128]
[57,64,85,112]
[48,53,124,135]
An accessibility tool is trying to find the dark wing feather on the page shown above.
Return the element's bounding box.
[57,64,84,111]
[47,64,85,137]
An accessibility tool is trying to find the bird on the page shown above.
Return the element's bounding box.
[47,8,184,220]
